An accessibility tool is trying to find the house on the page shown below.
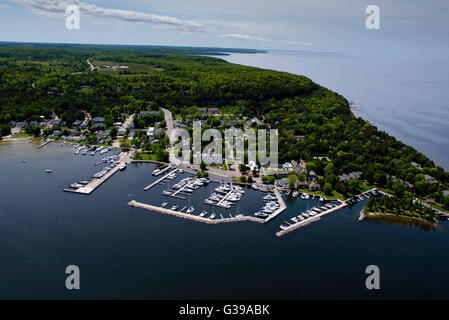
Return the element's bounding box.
[80,85,92,89]
[411,162,422,169]
[308,170,317,180]
[338,171,362,182]
[247,117,263,127]
[154,129,165,136]
[147,127,155,137]
[297,181,309,189]
[208,108,219,115]
[93,117,105,123]
[294,135,306,141]
[276,168,290,178]
[423,174,437,184]
[118,128,126,136]
[52,130,61,137]
[309,181,320,191]
[29,121,39,126]
[442,190,449,198]
[72,120,81,127]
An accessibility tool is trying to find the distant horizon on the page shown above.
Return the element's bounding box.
[0,40,347,56]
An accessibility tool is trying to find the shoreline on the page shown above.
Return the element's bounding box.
[359,210,437,226]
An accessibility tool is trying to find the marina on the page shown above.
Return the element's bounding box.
[276,200,348,237]
[128,200,264,225]
[63,152,131,195]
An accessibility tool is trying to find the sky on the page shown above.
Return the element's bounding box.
[0,0,448,58]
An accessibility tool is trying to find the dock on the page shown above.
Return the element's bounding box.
[275,200,347,237]
[144,168,178,191]
[263,190,287,222]
[153,165,172,176]
[37,139,52,148]
[128,200,264,225]
[64,152,131,195]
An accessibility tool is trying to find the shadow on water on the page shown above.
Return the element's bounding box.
[363,214,440,231]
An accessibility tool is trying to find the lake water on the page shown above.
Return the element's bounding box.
[214,51,449,170]
[1,139,448,299]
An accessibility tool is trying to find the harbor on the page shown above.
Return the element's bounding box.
[63,151,131,195]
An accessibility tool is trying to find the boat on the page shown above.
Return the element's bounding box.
[161,202,168,208]
[170,204,179,211]
[319,196,324,202]
[292,191,299,198]
[358,195,364,200]
[209,213,216,220]
[45,169,52,173]
[297,215,305,221]
[204,199,215,205]
[255,211,269,218]
[162,190,172,196]
[218,203,231,209]
[291,217,299,223]
[199,211,208,217]
[186,206,195,214]
[70,183,83,189]
[152,169,161,176]
[119,163,127,170]
[301,193,306,199]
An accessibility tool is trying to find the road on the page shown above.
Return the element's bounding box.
[86,59,95,71]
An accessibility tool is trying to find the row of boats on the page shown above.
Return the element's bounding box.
[254,193,281,218]
[172,177,210,193]
[280,202,341,229]
[346,190,378,204]
[160,202,227,220]
[74,145,112,156]
[203,184,245,209]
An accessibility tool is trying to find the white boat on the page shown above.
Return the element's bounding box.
[319,196,324,202]
[199,211,208,217]
[292,191,299,197]
[204,199,215,205]
[45,169,52,173]
[186,206,195,214]
[119,163,127,170]
[152,169,161,175]
[209,213,216,219]
[170,204,179,211]
[161,202,168,208]
[301,193,306,199]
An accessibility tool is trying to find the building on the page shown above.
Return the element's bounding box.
[147,127,155,137]
[93,117,105,123]
[309,181,320,191]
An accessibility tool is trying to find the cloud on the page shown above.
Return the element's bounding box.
[222,33,269,41]
[282,40,311,46]
[7,0,208,32]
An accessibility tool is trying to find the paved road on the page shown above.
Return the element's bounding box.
[86,59,95,71]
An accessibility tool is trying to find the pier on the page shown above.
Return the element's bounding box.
[264,190,287,222]
[153,165,172,176]
[275,200,347,237]
[37,139,52,148]
[63,152,131,195]
[128,200,264,225]
[144,168,178,191]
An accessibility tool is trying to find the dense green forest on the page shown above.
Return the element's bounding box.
[0,43,448,207]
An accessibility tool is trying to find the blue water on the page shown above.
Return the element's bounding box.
[215,51,449,169]
[1,140,449,299]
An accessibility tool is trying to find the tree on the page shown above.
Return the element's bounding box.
[323,182,333,196]
[247,176,253,183]
[200,160,206,171]
[239,163,247,172]
[392,182,406,198]
[240,175,247,183]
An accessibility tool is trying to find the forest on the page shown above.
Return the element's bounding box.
[0,43,448,208]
